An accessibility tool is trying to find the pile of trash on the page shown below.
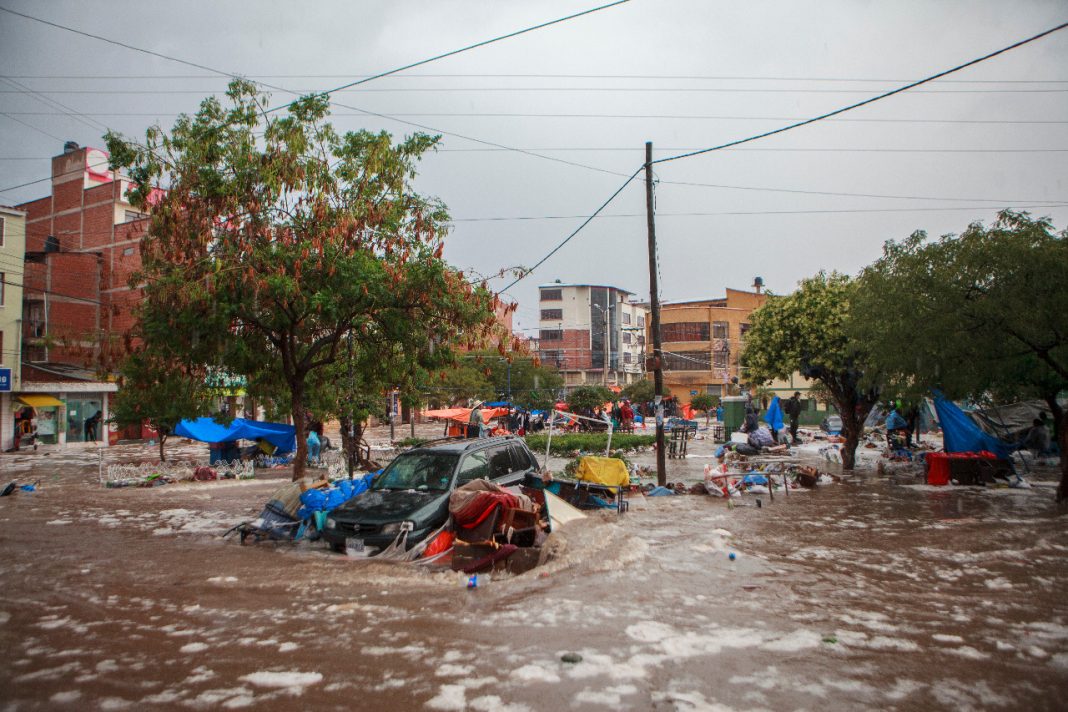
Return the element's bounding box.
[226,474,375,544]
[700,462,833,498]
[1,480,38,497]
[103,460,254,488]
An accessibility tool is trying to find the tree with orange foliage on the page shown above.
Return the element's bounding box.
[107,81,501,479]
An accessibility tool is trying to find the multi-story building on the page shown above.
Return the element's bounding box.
[7,142,146,447]
[535,282,648,390]
[652,287,766,400]
[1,206,27,451]
[652,286,820,411]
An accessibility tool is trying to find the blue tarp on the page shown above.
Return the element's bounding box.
[765,396,784,432]
[175,417,297,454]
[933,394,1013,458]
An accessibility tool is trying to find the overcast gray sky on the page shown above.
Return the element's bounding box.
[2,0,1066,337]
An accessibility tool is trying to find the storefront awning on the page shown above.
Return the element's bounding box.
[17,394,64,408]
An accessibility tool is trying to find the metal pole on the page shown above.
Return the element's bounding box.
[645,141,667,487]
[603,307,609,387]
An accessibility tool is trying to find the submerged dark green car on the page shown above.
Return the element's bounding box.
[322,435,540,554]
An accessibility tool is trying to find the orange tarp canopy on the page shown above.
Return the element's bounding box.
[423,407,509,424]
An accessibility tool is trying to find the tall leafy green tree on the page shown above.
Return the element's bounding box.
[621,378,655,405]
[853,211,1068,500]
[107,81,500,479]
[741,272,879,470]
[109,345,214,462]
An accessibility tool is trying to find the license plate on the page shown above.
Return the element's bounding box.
[345,538,368,557]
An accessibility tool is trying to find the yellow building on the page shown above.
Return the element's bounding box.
[1,206,27,451]
[648,288,822,410]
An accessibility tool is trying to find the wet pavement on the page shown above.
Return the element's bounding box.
[1,427,1066,711]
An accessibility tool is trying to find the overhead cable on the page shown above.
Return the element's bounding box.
[652,20,1068,165]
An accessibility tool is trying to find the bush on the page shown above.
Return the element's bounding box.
[395,437,429,448]
[524,433,655,456]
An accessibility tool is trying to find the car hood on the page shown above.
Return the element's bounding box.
[330,489,448,523]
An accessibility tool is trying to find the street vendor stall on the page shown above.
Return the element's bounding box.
[174,417,296,462]
[423,406,510,437]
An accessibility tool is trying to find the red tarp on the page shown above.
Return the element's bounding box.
[423,407,509,424]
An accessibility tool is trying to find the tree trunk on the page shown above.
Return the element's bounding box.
[340,414,355,477]
[840,409,860,471]
[159,431,168,463]
[1048,397,1067,503]
[291,380,307,482]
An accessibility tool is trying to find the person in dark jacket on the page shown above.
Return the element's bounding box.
[783,392,803,444]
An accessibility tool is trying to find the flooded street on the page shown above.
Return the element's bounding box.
[1,431,1066,711]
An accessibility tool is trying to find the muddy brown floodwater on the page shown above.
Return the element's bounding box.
[1,429,1066,711]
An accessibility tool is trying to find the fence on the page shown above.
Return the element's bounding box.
[101,459,254,487]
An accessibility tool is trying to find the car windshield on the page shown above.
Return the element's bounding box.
[372,452,459,492]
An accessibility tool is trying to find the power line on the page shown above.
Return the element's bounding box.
[0,4,627,182]
[6,72,1068,83]
[263,1,633,114]
[452,203,1068,223]
[2,111,1065,125]
[5,86,1068,94]
[437,147,1067,154]
[499,167,644,292]
[653,20,1068,165]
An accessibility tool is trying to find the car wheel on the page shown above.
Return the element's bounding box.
[329,541,345,554]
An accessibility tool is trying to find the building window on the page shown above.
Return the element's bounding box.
[740,323,750,341]
[540,309,562,320]
[623,352,632,364]
[662,321,710,342]
[637,335,645,347]
[713,350,729,369]
[123,246,136,256]
[541,349,564,366]
[0,216,5,247]
[540,288,562,301]
[662,350,711,371]
[124,210,149,223]
[0,272,4,306]
[712,321,728,339]
[622,332,632,344]
[622,312,631,325]
[540,329,563,341]
[638,315,645,327]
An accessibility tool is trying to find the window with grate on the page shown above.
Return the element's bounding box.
[541,349,564,366]
[622,312,631,325]
[540,329,563,341]
[662,321,710,342]
[623,352,632,363]
[662,350,712,371]
[540,288,562,301]
[713,350,729,369]
[622,332,632,344]
[712,321,728,339]
[541,309,562,320]
[638,316,646,327]
[740,323,750,341]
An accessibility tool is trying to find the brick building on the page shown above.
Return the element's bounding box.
[535,282,647,390]
[9,142,149,448]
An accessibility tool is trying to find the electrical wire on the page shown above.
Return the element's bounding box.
[3,111,1066,125]
[0,4,629,182]
[6,72,1068,83]
[5,86,1068,94]
[498,166,644,292]
[652,20,1068,165]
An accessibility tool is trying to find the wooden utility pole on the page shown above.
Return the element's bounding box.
[645,141,667,487]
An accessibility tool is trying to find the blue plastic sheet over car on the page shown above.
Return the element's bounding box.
[174,417,297,454]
